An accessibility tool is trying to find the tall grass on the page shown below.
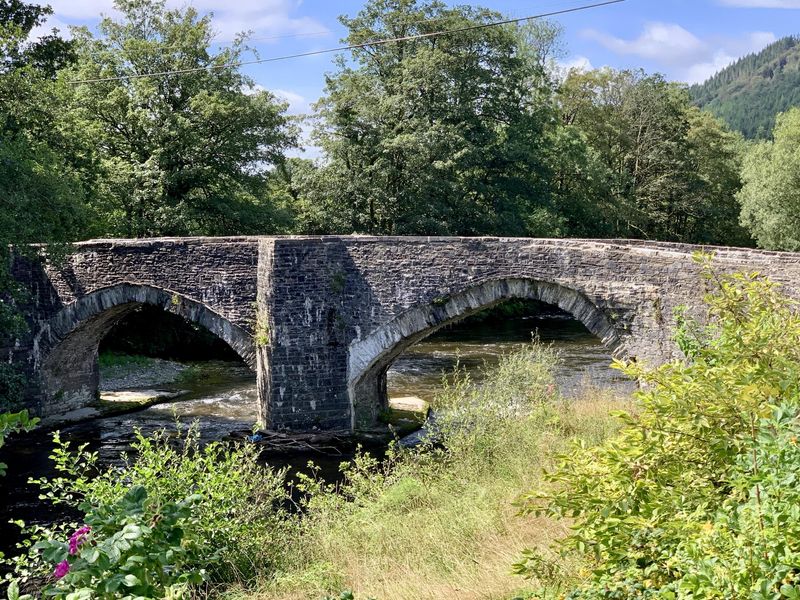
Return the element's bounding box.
[229,344,630,600]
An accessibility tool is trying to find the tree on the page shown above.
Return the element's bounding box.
[306,0,559,236]
[62,0,297,237]
[557,68,747,244]
[682,107,750,246]
[738,107,800,250]
[0,1,88,354]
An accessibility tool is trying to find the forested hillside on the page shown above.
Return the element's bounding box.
[690,35,800,138]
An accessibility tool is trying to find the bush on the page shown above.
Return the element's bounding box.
[519,257,800,597]
[7,423,295,598]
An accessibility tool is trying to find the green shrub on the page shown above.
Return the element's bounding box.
[0,364,27,411]
[8,423,295,597]
[519,257,800,597]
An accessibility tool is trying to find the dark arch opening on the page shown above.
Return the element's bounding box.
[386,299,603,401]
[347,278,623,430]
[99,305,242,363]
[35,284,255,418]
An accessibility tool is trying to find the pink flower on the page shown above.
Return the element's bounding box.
[68,526,91,555]
[53,560,70,579]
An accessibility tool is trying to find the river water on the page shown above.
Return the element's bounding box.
[0,313,633,556]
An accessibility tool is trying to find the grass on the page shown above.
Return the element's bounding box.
[97,351,157,369]
[224,345,631,600]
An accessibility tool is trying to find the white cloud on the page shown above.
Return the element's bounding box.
[28,16,74,41]
[247,85,310,114]
[719,0,800,7]
[684,32,777,83]
[583,23,777,84]
[584,22,706,66]
[181,0,328,43]
[559,55,594,72]
[272,88,310,114]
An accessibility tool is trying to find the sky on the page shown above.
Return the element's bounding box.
[28,0,800,155]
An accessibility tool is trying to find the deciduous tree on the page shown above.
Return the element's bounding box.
[738,107,800,250]
[307,0,558,236]
[63,0,297,237]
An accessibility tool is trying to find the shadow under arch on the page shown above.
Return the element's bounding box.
[347,278,623,430]
[34,283,255,416]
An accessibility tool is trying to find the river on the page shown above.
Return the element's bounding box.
[0,312,633,557]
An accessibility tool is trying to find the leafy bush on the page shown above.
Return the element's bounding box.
[519,257,800,597]
[8,423,295,597]
[0,364,27,411]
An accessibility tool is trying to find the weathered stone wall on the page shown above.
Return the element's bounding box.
[263,237,800,430]
[8,238,259,415]
[39,237,260,328]
[9,236,800,429]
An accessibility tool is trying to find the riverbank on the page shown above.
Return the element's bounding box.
[99,352,189,391]
[226,349,632,600]
[4,343,629,600]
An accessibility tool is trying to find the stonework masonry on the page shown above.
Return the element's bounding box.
[7,236,800,431]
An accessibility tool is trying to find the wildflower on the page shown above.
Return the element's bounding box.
[53,560,70,579]
[68,525,91,555]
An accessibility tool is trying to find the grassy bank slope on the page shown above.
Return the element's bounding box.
[231,348,629,600]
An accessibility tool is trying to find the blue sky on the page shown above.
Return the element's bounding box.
[31,0,800,152]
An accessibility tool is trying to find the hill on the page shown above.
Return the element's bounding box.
[690,35,800,138]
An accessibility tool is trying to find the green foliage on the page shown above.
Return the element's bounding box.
[300,0,559,236]
[0,363,26,410]
[31,487,208,599]
[252,343,620,599]
[62,0,296,237]
[520,258,800,597]
[690,36,800,139]
[738,107,800,251]
[0,1,90,349]
[8,423,294,595]
[0,410,37,478]
[556,68,749,244]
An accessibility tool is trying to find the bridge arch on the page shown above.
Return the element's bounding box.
[34,283,255,416]
[347,278,622,429]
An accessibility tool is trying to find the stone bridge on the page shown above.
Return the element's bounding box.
[7,236,800,431]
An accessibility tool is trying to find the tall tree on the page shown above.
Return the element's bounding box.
[557,68,747,244]
[63,0,297,237]
[738,107,800,250]
[307,0,558,236]
[0,0,86,405]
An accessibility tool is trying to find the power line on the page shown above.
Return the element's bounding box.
[230,0,596,45]
[67,0,625,85]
